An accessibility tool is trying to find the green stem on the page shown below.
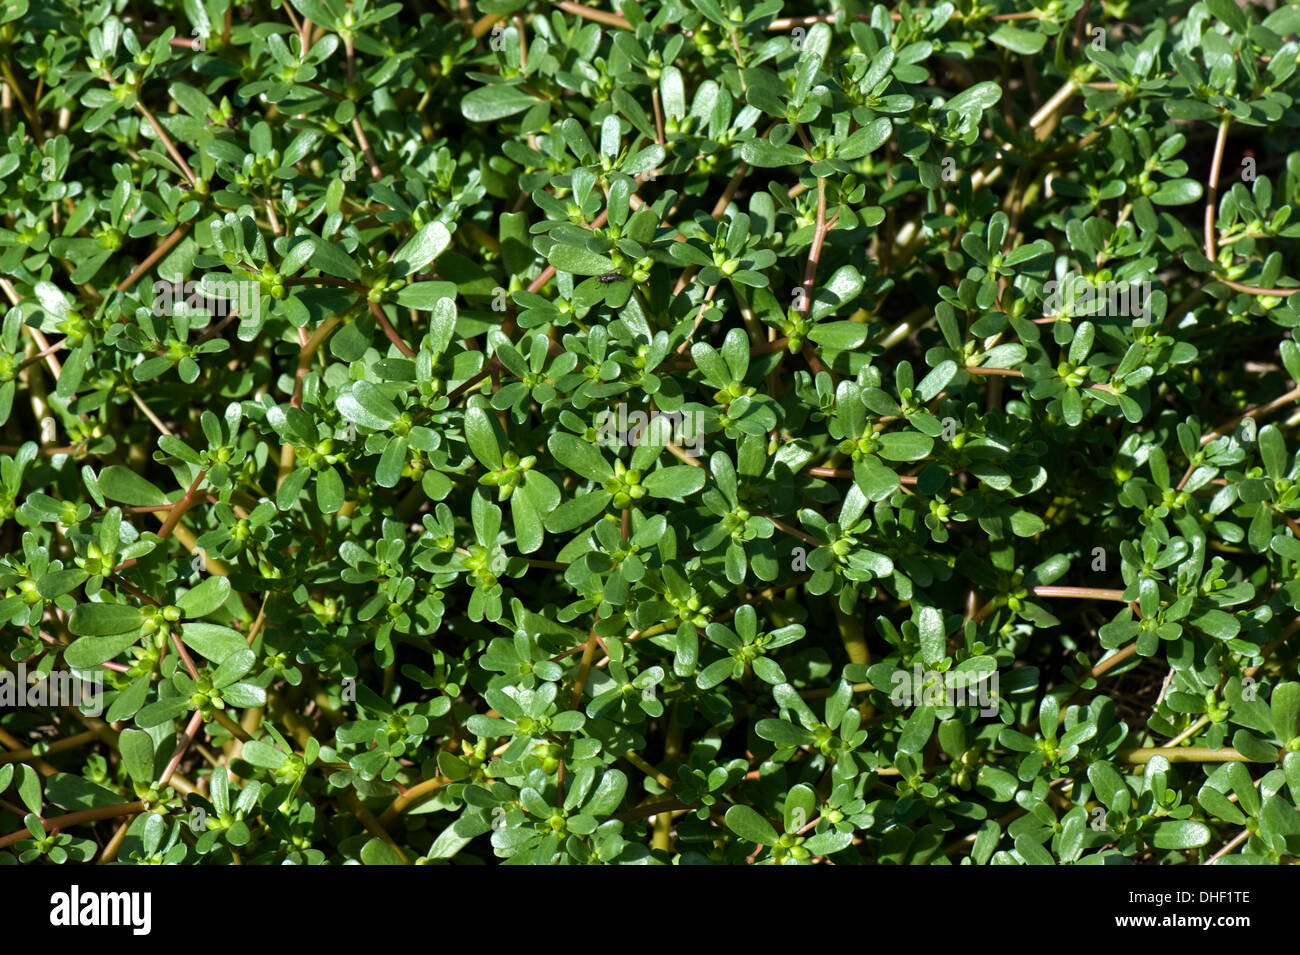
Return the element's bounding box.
[1119,746,1254,764]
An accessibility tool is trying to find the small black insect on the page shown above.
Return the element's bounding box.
[597,271,625,284]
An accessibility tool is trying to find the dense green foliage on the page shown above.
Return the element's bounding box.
[3,0,1300,865]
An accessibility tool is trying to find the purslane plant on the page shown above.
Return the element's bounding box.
[1,0,1300,865]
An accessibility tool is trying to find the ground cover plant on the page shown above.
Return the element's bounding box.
[2,0,1300,866]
